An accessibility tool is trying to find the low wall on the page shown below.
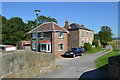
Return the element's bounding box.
[0,50,55,79]
[108,55,120,79]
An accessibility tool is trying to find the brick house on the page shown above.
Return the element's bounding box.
[29,21,94,55]
[64,21,94,49]
[29,22,69,55]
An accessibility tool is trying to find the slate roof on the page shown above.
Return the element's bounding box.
[69,23,93,31]
[29,22,69,33]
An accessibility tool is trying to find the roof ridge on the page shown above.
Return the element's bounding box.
[53,22,69,34]
[28,23,46,33]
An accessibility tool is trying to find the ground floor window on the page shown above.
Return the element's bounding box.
[82,41,84,46]
[40,44,51,52]
[58,43,63,51]
[32,43,35,50]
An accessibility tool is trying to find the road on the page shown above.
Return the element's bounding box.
[36,46,112,78]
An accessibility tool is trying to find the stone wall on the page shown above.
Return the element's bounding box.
[0,50,55,79]
[108,55,120,79]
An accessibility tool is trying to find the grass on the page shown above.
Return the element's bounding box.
[84,47,106,54]
[95,50,119,71]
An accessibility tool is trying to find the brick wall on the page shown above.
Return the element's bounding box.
[68,29,94,49]
[52,32,68,55]
[0,50,55,79]
[68,30,79,49]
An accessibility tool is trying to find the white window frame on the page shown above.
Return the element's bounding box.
[58,32,64,38]
[40,43,51,52]
[90,32,92,38]
[82,30,84,38]
[58,43,63,51]
[40,33,44,38]
[86,31,89,37]
[82,41,84,46]
[32,33,36,39]
[32,43,36,50]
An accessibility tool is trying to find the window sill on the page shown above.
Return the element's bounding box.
[58,50,63,52]
[58,37,64,39]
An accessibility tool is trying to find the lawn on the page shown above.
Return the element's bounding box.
[84,47,106,54]
[95,50,119,71]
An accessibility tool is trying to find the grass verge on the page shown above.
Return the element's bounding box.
[95,50,119,71]
[84,47,106,54]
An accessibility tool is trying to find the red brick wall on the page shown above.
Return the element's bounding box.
[68,30,79,49]
[52,32,68,55]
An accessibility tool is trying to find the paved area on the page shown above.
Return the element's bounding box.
[36,46,112,78]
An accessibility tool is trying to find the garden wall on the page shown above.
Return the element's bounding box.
[108,55,120,79]
[0,50,55,79]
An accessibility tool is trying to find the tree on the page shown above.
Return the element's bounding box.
[27,15,57,29]
[38,15,57,23]
[2,17,27,44]
[94,34,100,40]
[92,40,99,47]
[98,26,113,44]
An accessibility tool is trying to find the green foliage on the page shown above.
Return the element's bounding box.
[85,47,106,54]
[98,26,113,44]
[38,15,57,23]
[94,34,100,40]
[92,40,99,47]
[2,17,27,44]
[108,40,119,51]
[84,42,92,51]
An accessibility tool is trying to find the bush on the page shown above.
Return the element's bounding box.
[84,42,92,51]
[92,40,99,47]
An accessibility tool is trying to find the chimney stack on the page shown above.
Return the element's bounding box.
[81,25,84,27]
[64,20,71,29]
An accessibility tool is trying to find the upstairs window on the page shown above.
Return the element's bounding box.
[82,31,84,37]
[58,32,64,38]
[32,33,36,39]
[86,32,88,37]
[58,43,63,51]
[40,33,44,38]
[90,32,92,38]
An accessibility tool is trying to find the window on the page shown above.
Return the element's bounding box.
[40,33,44,38]
[90,32,92,37]
[40,44,51,52]
[82,31,84,37]
[41,44,46,51]
[32,43,36,50]
[58,43,63,51]
[86,32,88,37]
[82,41,84,46]
[58,32,64,38]
[32,33,36,39]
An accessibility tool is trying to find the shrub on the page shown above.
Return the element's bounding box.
[84,42,92,51]
[92,40,99,47]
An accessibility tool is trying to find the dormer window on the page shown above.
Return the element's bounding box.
[58,32,64,38]
[40,33,44,38]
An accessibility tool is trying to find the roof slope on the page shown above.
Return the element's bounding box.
[29,22,69,33]
[69,23,93,31]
